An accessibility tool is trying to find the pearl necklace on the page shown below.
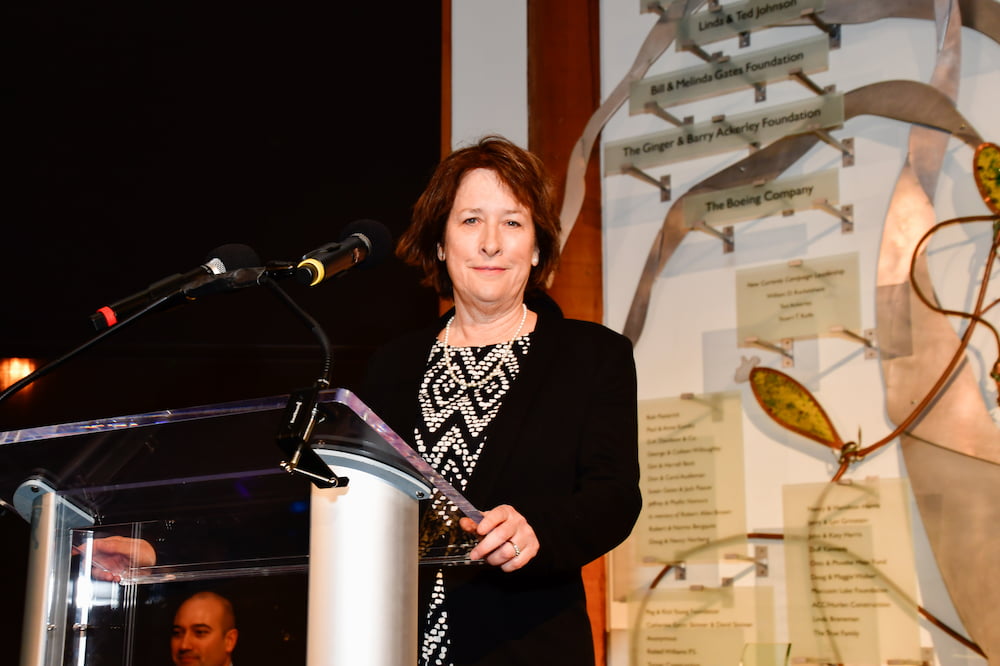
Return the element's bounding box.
[442,303,528,389]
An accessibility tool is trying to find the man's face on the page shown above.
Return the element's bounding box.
[171,596,237,666]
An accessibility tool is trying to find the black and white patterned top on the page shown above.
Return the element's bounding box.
[414,334,532,666]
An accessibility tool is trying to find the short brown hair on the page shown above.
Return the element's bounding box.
[397,135,561,299]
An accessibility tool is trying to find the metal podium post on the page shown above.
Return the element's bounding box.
[308,448,431,665]
[15,479,94,666]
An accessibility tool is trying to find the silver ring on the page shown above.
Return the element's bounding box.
[508,540,521,558]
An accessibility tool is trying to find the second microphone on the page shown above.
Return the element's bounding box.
[295,219,393,286]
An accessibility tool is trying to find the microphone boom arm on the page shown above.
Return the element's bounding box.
[262,277,349,489]
[0,293,177,405]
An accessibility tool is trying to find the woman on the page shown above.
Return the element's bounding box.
[362,136,640,665]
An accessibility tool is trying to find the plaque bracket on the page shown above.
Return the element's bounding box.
[754,82,766,103]
[721,552,758,585]
[813,131,854,167]
[754,545,769,578]
[682,40,726,65]
[744,336,794,368]
[789,68,832,97]
[814,198,854,232]
[623,164,671,202]
[643,101,692,128]
[829,325,878,360]
[692,219,734,253]
[801,8,841,49]
[680,392,725,421]
[646,2,667,18]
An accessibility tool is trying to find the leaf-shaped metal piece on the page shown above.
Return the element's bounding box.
[974,142,1000,215]
[749,367,845,450]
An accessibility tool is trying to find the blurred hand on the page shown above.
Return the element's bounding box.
[74,536,156,582]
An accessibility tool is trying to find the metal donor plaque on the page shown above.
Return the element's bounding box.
[605,93,843,175]
[676,0,826,46]
[683,169,838,226]
[630,35,829,112]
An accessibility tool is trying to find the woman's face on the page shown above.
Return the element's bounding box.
[441,168,538,313]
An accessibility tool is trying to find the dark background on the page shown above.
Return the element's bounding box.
[2,4,442,662]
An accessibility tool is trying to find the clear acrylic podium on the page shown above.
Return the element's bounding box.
[0,389,481,666]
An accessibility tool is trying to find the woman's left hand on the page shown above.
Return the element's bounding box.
[74,536,157,582]
[460,504,538,572]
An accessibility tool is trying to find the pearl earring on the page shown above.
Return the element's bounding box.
[437,245,445,261]
[531,252,539,267]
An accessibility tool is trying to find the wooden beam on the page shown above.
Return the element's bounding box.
[528,0,604,323]
[441,0,452,157]
[528,1,609,663]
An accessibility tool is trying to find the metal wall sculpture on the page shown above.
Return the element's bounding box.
[561,0,1000,663]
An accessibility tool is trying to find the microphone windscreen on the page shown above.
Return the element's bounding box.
[208,243,261,273]
[338,219,393,269]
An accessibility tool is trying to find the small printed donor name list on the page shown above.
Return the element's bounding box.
[735,252,861,343]
[783,478,922,665]
[637,392,745,564]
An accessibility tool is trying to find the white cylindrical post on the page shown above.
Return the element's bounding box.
[307,450,429,666]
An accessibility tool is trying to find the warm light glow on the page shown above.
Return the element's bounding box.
[0,357,38,391]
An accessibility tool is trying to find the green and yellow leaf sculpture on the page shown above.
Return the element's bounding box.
[974,142,1000,215]
[749,367,844,451]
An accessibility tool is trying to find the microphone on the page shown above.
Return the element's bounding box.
[89,243,261,330]
[295,219,392,286]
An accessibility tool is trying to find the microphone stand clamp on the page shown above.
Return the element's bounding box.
[276,383,349,489]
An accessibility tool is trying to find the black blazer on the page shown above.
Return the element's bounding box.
[361,304,641,665]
